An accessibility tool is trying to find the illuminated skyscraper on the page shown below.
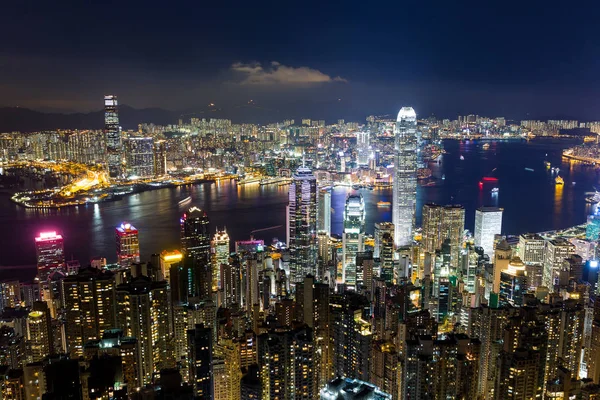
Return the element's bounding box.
[342,194,365,286]
[153,140,167,177]
[543,238,575,288]
[115,223,140,267]
[421,203,465,266]
[317,189,331,236]
[181,207,211,261]
[125,137,154,178]
[517,233,545,265]
[63,268,117,358]
[211,228,230,291]
[287,167,318,284]
[474,207,503,258]
[392,107,418,247]
[35,231,65,281]
[374,222,394,259]
[356,131,370,166]
[26,302,52,363]
[104,95,122,178]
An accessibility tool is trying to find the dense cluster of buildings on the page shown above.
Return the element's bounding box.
[4,106,600,399]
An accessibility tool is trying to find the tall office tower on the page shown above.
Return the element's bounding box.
[211,228,230,291]
[317,189,332,235]
[320,377,392,400]
[244,256,259,314]
[433,241,453,322]
[558,299,585,379]
[63,268,117,358]
[181,207,211,260]
[35,231,65,282]
[402,334,480,400]
[474,207,503,258]
[287,167,318,284]
[392,107,418,247]
[115,222,140,267]
[296,276,331,388]
[159,249,183,282]
[115,277,170,385]
[213,338,242,400]
[518,233,546,264]
[380,232,395,283]
[331,292,372,381]
[370,341,400,399]
[499,257,528,307]
[26,302,52,363]
[421,203,465,266]
[125,137,154,178]
[188,324,213,398]
[356,131,370,166]
[543,238,575,288]
[104,94,122,178]
[374,222,394,258]
[152,140,167,177]
[461,244,480,294]
[258,327,316,400]
[472,304,510,399]
[221,256,242,307]
[493,240,512,295]
[342,194,365,287]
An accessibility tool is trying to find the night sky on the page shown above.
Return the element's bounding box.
[1,1,599,120]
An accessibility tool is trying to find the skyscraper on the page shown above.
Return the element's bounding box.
[356,131,371,166]
[181,207,211,261]
[153,140,167,177]
[287,167,318,284]
[374,222,394,259]
[211,228,230,291]
[104,94,122,178]
[125,137,154,178]
[474,207,503,257]
[421,203,465,266]
[342,194,365,286]
[26,302,52,363]
[317,189,331,236]
[115,222,140,267]
[35,231,65,281]
[392,107,418,247]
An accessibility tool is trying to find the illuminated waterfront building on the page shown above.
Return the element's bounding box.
[34,231,65,281]
[392,107,418,247]
[181,207,211,261]
[115,223,140,267]
[104,94,122,178]
[287,167,318,284]
[474,207,503,258]
[317,189,331,236]
[63,268,117,358]
[116,277,170,385]
[153,140,167,177]
[342,194,365,286]
[125,137,154,178]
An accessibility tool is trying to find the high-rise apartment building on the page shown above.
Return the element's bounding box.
[422,203,465,266]
[115,223,140,267]
[104,95,122,178]
[392,107,418,247]
[26,302,52,363]
[63,268,117,358]
[35,231,65,282]
[474,207,503,257]
[342,194,365,287]
[125,137,154,178]
[287,167,318,284]
[543,238,575,288]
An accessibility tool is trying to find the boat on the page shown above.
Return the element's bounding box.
[555,176,564,185]
[460,155,465,160]
[482,143,490,150]
[544,161,551,168]
[178,196,191,205]
[586,192,600,203]
[441,174,446,180]
[491,187,499,194]
[377,201,391,208]
[524,168,534,172]
[352,184,360,190]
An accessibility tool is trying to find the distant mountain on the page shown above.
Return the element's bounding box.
[0,106,179,132]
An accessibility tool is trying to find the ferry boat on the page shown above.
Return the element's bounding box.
[482,143,490,150]
[555,176,564,185]
[491,187,499,194]
[377,201,391,208]
[524,167,534,172]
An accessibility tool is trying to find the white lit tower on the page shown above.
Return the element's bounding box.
[392,107,418,247]
[342,194,365,287]
[104,95,122,178]
[287,167,318,285]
